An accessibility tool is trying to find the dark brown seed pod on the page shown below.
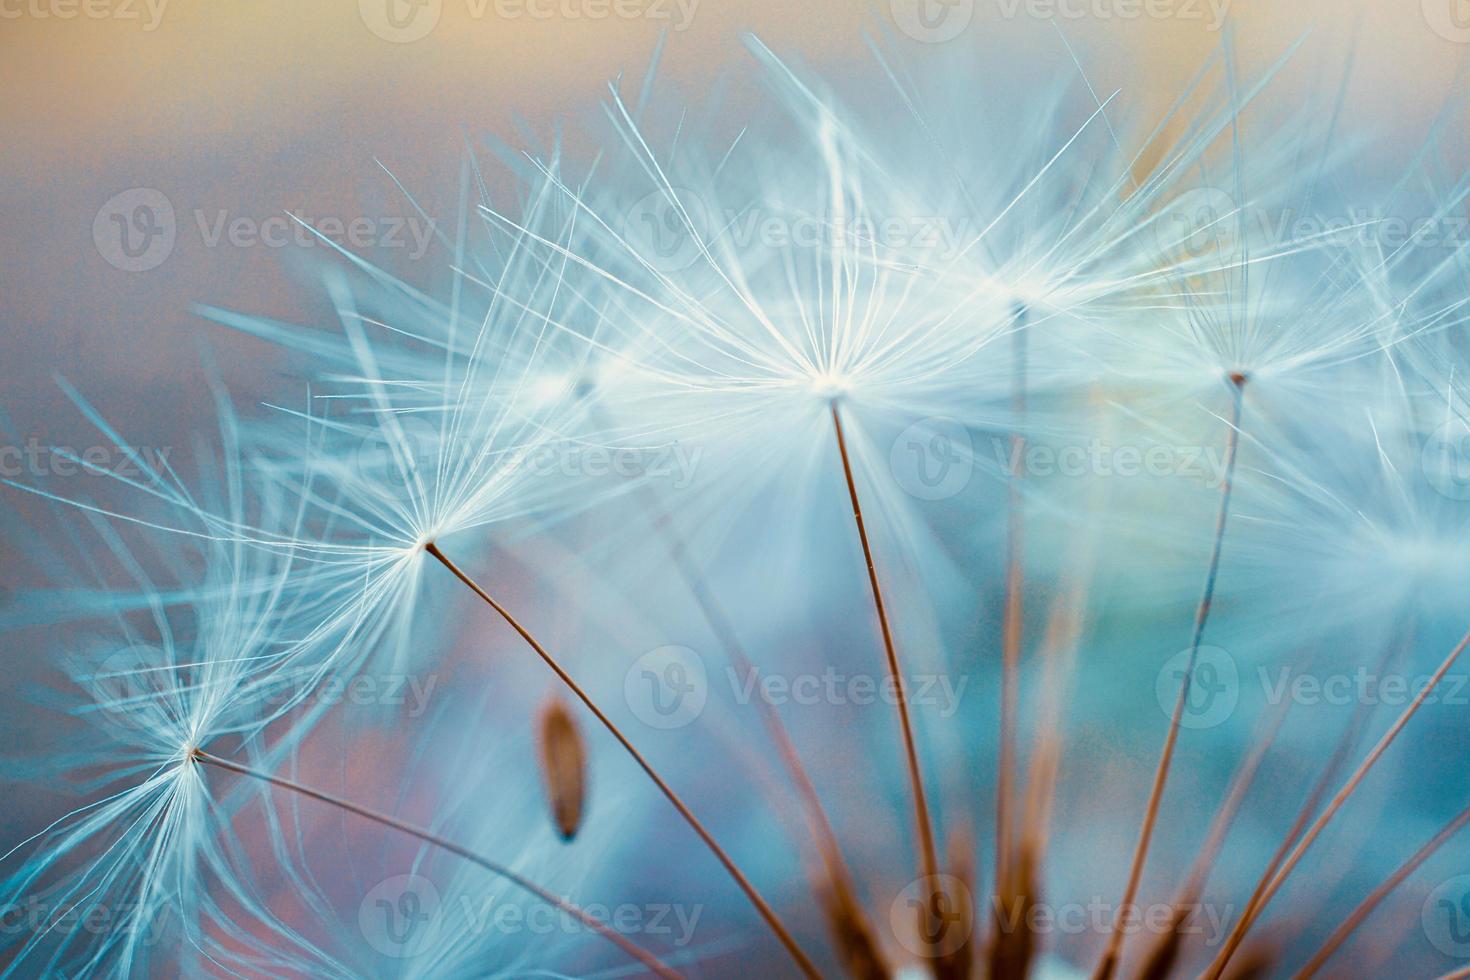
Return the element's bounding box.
[537,697,587,842]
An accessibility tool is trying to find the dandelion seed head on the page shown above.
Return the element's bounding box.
[0,530,335,975]
[809,371,855,401]
[10,26,1470,980]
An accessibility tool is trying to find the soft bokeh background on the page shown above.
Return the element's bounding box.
[6,2,1470,976]
[4,0,1468,447]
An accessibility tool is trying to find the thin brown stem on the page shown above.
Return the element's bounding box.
[595,402,856,894]
[1222,633,1412,966]
[1135,656,1296,980]
[829,402,940,891]
[1093,374,1246,980]
[190,749,683,980]
[651,493,869,923]
[422,542,820,979]
[1203,625,1470,979]
[996,311,1028,890]
[1295,798,1470,978]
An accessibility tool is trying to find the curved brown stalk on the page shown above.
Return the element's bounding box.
[1135,660,1296,980]
[1136,633,1364,977]
[1295,799,1470,978]
[190,749,683,980]
[1203,626,1470,979]
[422,542,820,979]
[993,562,1094,980]
[829,401,940,892]
[935,825,979,980]
[996,309,1029,893]
[645,492,886,974]
[1221,632,1414,967]
[1092,373,1246,980]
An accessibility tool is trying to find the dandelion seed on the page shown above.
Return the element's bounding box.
[536,696,588,842]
